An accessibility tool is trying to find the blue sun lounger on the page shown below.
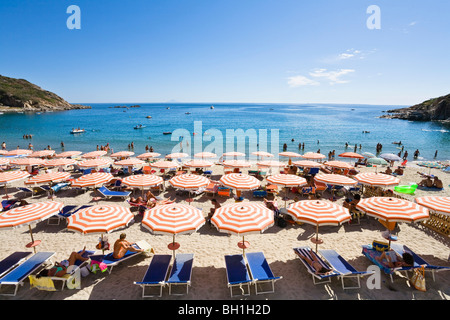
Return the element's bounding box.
[47,205,79,225]
[0,251,55,296]
[293,247,340,285]
[166,253,194,295]
[390,243,450,281]
[224,254,252,297]
[245,252,282,294]
[97,186,131,199]
[319,249,374,289]
[0,252,32,279]
[134,254,172,298]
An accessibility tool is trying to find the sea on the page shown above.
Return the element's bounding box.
[1,103,449,161]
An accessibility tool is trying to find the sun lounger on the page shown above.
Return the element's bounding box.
[293,247,340,285]
[0,251,55,296]
[134,254,172,298]
[90,240,152,274]
[0,252,32,279]
[205,182,219,196]
[224,254,252,297]
[390,243,450,281]
[97,186,131,199]
[319,249,373,289]
[253,190,268,198]
[47,204,78,225]
[218,187,231,197]
[1,199,18,211]
[166,253,194,295]
[245,252,282,294]
[17,187,33,197]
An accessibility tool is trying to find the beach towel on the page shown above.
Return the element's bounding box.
[90,260,108,274]
[28,275,56,291]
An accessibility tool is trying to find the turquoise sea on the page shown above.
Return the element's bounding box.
[1,103,449,161]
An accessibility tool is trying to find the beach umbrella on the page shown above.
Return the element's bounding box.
[42,158,77,167]
[25,172,71,186]
[292,160,322,168]
[0,158,10,166]
[77,158,111,169]
[194,152,217,159]
[379,153,402,162]
[338,152,365,159]
[211,202,274,255]
[356,197,429,246]
[81,151,107,159]
[183,159,214,169]
[219,173,260,198]
[222,160,251,168]
[0,150,9,155]
[10,157,45,167]
[354,172,400,188]
[121,174,164,195]
[28,150,55,158]
[0,201,63,252]
[251,151,274,159]
[169,174,210,204]
[70,172,113,188]
[150,160,179,169]
[55,151,82,158]
[287,200,351,252]
[110,151,135,158]
[301,152,326,161]
[114,158,145,167]
[323,161,354,169]
[5,149,32,156]
[165,152,189,159]
[137,152,161,159]
[279,152,302,165]
[362,152,376,159]
[257,160,285,168]
[222,152,246,158]
[266,174,307,207]
[415,196,450,216]
[416,161,444,174]
[314,174,357,187]
[0,171,30,198]
[367,157,388,169]
[142,204,205,257]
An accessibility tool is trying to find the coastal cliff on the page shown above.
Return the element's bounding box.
[0,74,90,112]
[381,93,450,123]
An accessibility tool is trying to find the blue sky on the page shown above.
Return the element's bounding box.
[1,0,449,105]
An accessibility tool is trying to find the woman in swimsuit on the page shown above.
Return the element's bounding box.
[296,251,332,275]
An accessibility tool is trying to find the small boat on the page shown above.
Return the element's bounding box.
[185,112,191,115]
[163,132,172,135]
[134,125,146,129]
[70,129,85,134]
[146,116,152,119]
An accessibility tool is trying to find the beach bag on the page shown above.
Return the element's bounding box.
[80,265,90,277]
[90,260,108,274]
[410,266,426,292]
[372,240,389,252]
[277,217,287,228]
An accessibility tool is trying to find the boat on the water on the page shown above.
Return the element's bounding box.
[163,132,172,135]
[70,129,85,134]
[146,116,152,118]
[134,125,146,129]
[185,112,191,114]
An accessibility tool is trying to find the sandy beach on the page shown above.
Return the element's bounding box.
[0,159,449,301]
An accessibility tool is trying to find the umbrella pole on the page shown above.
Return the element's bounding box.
[315,225,319,253]
[28,225,37,253]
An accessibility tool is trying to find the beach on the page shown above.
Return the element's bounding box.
[0,158,449,301]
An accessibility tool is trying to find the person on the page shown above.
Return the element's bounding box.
[376,250,414,268]
[435,150,438,158]
[1,142,6,150]
[393,167,404,175]
[433,176,443,189]
[343,194,361,213]
[113,233,144,259]
[36,248,90,278]
[283,143,287,151]
[295,250,332,275]
[382,167,392,175]
[418,176,433,188]
[414,149,420,158]
[207,198,221,225]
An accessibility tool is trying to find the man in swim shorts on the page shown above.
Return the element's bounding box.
[113,233,144,259]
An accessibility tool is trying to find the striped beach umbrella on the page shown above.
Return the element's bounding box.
[150,160,179,169]
[0,171,30,198]
[415,196,450,216]
[0,201,63,252]
[257,160,285,168]
[292,160,322,168]
[183,159,214,169]
[194,152,217,159]
[354,172,400,187]
[114,158,145,167]
[28,150,55,158]
[323,161,354,169]
[279,151,302,165]
[142,204,205,256]
[222,160,251,168]
[301,152,326,160]
[121,174,163,190]
[25,172,71,186]
[10,157,45,167]
[0,158,10,166]
[219,173,260,198]
[251,151,274,159]
[81,151,107,158]
[169,174,210,190]
[338,152,365,159]
[222,152,246,158]
[70,172,113,188]
[267,174,308,207]
[77,158,111,169]
[55,151,82,158]
[42,158,77,167]
[165,152,189,159]
[288,200,351,251]
[314,174,357,186]
[110,151,135,158]
[137,152,161,159]
[211,202,274,254]
[5,149,32,156]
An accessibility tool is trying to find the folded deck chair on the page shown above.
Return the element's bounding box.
[97,186,131,199]
[390,243,450,281]
[134,254,172,298]
[224,254,252,297]
[245,252,282,294]
[166,253,194,295]
[218,187,231,197]
[0,251,55,296]
[90,240,152,274]
[293,247,340,285]
[319,249,373,289]
[0,252,32,279]
[47,205,78,225]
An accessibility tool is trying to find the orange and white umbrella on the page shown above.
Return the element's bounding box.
[222,160,251,168]
[110,151,135,158]
[257,160,285,168]
[288,200,351,251]
[301,152,326,160]
[137,152,161,159]
[81,151,107,158]
[314,174,357,186]
[222,151,246,158]
[10,157,45,167]
[142,204,205,256]
[114,158,145,167]
[0,171,30,198]
[211,202,274,254]
[150,160,179,169]
[338,152,365,159]
[354,172,400,187]
[194,152,217,159]
[279,151,302,165]
[251,151,274,159]
[169,174,210,190]
[25,172,71,186]
[183,159,214,169]
[77,158,111,169]
[219,173,260,196]
[28,150,55,158]
[292,160,322,168]
[0,158,10,166]
[415,196,450,216]
[43,158,77,167]
[165,152,189,159]
[55,151,82,158]
[5,149,32,156]
[267,174,307,207]
[0,201,63,252]
[70,172,113,188]
[121,174,163,189]
[323,161,354,169]
[67,205,134,235]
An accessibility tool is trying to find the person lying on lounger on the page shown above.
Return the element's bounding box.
[418,176,433,188]
[36,248,90,278]
[375,250,414,268]
[113,233,144,259]
[295,251,333,275]
[433,176,443,189]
